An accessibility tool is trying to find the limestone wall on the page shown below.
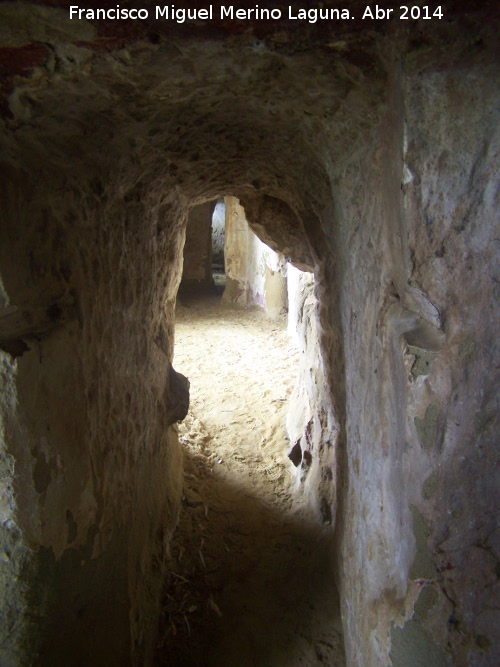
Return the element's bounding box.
[333,58,500,666]
[0,169,187,665]
[223,196,288,314]
[394,60,500,666]
[0,4,498,664]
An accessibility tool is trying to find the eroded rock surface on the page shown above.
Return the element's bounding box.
[0,3,499,665]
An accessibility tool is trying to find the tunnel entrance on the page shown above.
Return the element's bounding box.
[0,5,497,663]
[159,199,345,664]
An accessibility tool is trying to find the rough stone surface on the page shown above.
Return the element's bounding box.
[223,196,288,313]
[0,168,187,664]
[335,44,500,667]
[0,3,498,665]
[285,263,339,526]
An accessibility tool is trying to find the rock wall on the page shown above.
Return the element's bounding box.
[223,196,288,313]
[0,3,498,665]
[279,28,500,666]
[285,266,329,507]
[333,50,500,667]
[0,168,187,665]
[395,57,500,666]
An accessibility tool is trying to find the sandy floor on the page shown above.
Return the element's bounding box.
[157,293,345,666]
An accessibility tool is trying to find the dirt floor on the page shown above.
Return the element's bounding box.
[157,292,345,666]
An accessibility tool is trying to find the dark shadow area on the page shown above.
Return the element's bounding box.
[211,268,226,296]
[157,448,345,666]
[177,280,220,301]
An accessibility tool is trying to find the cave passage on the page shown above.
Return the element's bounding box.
[159,291,345,665]
[1,5,498,665]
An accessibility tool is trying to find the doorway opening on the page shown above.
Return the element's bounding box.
[158,197,345,665]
